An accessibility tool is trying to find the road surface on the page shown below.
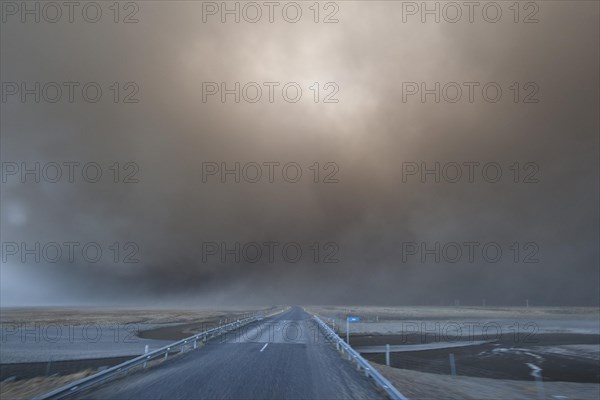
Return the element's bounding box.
[77,307,384,399]
[355,340,494,353]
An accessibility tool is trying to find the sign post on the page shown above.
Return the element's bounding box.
[346,316,360,345]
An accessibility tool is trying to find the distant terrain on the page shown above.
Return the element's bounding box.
[1,306,598,400]
[309,306,600,399]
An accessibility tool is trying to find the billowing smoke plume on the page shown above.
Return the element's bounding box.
[1,1,598,306]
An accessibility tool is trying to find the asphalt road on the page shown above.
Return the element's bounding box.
[78,307,384,399]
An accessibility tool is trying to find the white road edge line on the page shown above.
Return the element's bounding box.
[260,343,269,352]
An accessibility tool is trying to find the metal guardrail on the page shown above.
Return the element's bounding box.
[34,315,265,400]
[312,315,410,400]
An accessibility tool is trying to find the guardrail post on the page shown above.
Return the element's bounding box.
[181,341,186,353]
[143,345,149,368]
[164,348,170,360]
[194,338,198,349]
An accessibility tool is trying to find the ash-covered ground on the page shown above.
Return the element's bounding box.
[0,307,271,370]
[308,305,600,397]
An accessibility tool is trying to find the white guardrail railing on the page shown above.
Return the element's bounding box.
[34,310,285,400]
[312,314,410,400]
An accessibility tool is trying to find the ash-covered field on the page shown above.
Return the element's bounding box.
[0,307,272,377]
[308,306,600,398]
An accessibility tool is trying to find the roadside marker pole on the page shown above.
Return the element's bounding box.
[346,318,349,345]
[449,353,456,377]
[45,357,52,376]
[534,372,545,400]
[346,317,360,345]
[385,344,390,366]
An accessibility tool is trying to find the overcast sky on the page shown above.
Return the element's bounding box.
[1,1,598,306]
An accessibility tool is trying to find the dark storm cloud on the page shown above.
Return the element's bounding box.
[1,1,598,306]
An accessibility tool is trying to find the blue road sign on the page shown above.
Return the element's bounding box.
[347,317,360,322]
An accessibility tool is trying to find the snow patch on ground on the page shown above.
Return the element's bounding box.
[532,345,600,361]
